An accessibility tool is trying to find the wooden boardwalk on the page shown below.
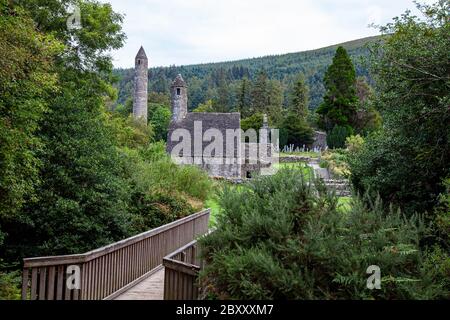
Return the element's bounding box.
[21,209,210,301]
[114,267,165,300]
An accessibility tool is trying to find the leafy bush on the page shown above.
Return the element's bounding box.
[125,150,212,203]
[148,103,171,142]
[433,178,450,248]
[0,270,21,300]
[108,113,154,149]
[320,149,350,178]
[130,192,194,233]
[345,134,365,153]
[119,145,212,232]
[241,113,264,133]
[327,125,353,149]
[0,258,21,300]
[199,169,449,299]
[350,1,450,216]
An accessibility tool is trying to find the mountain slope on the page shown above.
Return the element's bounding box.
[114,35,380,111]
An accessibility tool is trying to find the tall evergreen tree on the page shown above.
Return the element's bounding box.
[215,73,230,113]
[316,46,358,131]
[290,73,309,119]
[251,70,269,112]
[237,77,252,117]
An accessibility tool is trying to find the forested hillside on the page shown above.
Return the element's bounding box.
[114,36,379,111]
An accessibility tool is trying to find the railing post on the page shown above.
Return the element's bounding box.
[21,268,29,300]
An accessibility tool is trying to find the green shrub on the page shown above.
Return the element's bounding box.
[0,270,21,300]
[0,260,21,300]
[327,125,353,149]
[199,169,449,299]
[241,113,264,133]
[130,192,194,233]
[350,1,450,216]
[433,178,450,248]
[148,104,171,142]
[321,149,350,178]
[346,134,365,153]
[119,144,213,232]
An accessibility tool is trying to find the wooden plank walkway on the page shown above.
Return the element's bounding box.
[114,267,165,300]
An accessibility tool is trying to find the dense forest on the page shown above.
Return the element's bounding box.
[113,36,377,112]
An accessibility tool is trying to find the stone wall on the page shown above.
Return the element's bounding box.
[279,156,311,163]
[312,131,327,150]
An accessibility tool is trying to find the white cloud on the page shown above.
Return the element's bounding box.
[97,0,432,68]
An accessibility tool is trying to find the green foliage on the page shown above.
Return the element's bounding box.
[148,103,171,142]
[108,113,154,148]
[200,169,449,299]
[350,1,450,216]
[236,77,253,117]
[240,113,264,133]
[0,267,20,300]
[316,46,359,131]
[0,0,153,261]
[320,149,351,178]
[279,112,314,148]
[0,1,62,220]
[126,149,212,203]
[345,134,365,153]
[433,178,450,247]
[148,92,170,106]
[193,100,215,113]
[119,146,213,233]
[130,192,194,233]
[0,0,214,278]
[327,125,353,149]
[289,73,309,119]
[352,77,382,134]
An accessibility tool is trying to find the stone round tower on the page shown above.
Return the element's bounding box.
[133,46,148,123]
[170,74,188,122]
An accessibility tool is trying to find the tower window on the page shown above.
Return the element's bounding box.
[177,88,181,96]
[137,60,141,65]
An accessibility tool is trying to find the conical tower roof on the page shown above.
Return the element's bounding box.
[171,74,187,87]
[135,46,147,60]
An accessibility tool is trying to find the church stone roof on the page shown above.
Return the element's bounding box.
[167,112,241,158]
[171,74,187,87]
[135,46,147,59]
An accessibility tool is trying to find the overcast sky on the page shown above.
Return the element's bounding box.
[98,0,429,68]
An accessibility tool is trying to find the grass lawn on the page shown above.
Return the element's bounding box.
[205,197,220,227]
[274,162,314,178]
[338,197,352,213]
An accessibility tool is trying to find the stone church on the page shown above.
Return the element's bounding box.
[132,47,276,179]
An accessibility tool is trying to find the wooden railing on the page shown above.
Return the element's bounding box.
[163,230,213,300]
[21,209,210,300]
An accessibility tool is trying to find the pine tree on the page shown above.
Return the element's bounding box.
[290,73,309,119]
[237,77,252,117]
[251,70,269,112]
[317,46,358,131]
